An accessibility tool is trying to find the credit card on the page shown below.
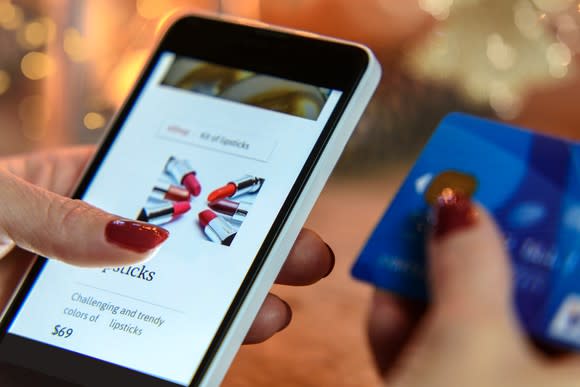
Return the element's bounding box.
[352,112,580,350]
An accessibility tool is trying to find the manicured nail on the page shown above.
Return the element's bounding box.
[105,219,169,253]
[323,242,336,278]
[278,299,293,332]
[432,189,477,240]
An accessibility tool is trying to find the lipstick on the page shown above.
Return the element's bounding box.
[198,209,237,246]
[138,201,191,225]
[207,175,264,201]
[165,157,202,196]
[151,182,191,202]
[208,198,250,223]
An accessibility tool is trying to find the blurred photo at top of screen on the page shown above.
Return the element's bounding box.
[160,56,331,120]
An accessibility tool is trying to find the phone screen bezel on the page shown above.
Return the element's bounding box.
[0,15,370,387]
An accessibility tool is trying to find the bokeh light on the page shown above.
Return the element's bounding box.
[23,21,48,47]
[64,28,89,62]
[418,0,454,20]
[486,34,517,70]
[0,2,23,30]
[514,2,543,39]
[20,51,55,80]
[546,41,572,78]
[0,70,10,95]
[83,112,106,130]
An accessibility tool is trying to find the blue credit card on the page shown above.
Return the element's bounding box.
[352,112,580,350]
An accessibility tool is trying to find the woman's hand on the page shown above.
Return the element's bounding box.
[369,192,580,387]
[0,146,335,344]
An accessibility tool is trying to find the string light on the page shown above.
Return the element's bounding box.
[20,51,55,80]
[0,70,10,95]
[83,112,106,130]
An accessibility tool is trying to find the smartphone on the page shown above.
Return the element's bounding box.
[0,14,380,387]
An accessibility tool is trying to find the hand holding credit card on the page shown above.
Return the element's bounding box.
[352,113,580,351]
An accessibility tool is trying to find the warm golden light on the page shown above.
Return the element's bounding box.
[18,95,47,141]
[107,49,148,106]
[532,0,573,13]
[514,3,542,39]
[136,0,167,19]
[547,42,572,78]
[64,28,89,62]
[21,51,55,80]
[83,112,106,130]
[0,1,16,25]
[486,34,517,70]
[418,0,453,20]
[0,2,23,30]
[489,81,521,119]
[441,187,455,201]
[221,0,261,18]
[23,21,48,47]
[0,70,10,95]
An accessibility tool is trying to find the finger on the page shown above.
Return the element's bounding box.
[0,170,168,266]
[243,293,292,344]
[428,191,512,319]
[367,291,425,376]
[275,228,335,286]
[0,248,35,311]
[549,356,580,387]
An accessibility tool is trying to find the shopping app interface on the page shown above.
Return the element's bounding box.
[8,53,342,385]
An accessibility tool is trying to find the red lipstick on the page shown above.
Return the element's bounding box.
[198,209,237,246]
[208,198,250,223]
[165,157,202,196]
[137,201,191,225]
[151,182,191,202]
[207,175,264,201]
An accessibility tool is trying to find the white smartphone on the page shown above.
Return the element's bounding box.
[0,14,380,386]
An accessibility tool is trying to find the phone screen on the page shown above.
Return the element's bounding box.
[4,52,343,385]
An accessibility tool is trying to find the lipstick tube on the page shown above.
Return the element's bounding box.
[138,201,191,225]
[207,175,264,201]
[165,157,202,196]
[198,209,237,246]
[151,182,191,202]
[208,198,250,223]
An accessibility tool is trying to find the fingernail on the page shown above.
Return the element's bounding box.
[278,299,293,332]
[432,189,477,240]
[323,242,335,278]
[105,219,169,253]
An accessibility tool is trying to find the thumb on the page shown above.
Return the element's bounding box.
[427,189,512,318]
[0,170,168,267]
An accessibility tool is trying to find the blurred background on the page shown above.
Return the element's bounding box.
[1,1,579,386]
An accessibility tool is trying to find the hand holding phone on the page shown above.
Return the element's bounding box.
[0,14,380,386]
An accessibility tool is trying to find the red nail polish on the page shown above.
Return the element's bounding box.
[432,189,477,240]
[105,219,169,253]
[323,243,335,278]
